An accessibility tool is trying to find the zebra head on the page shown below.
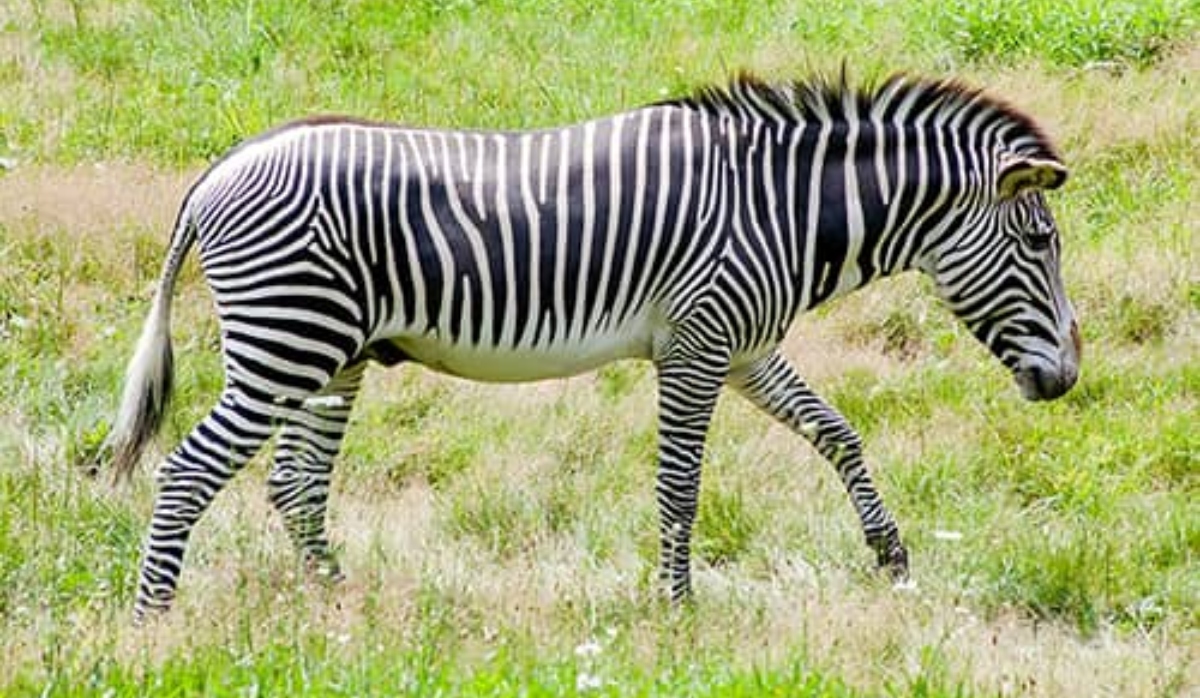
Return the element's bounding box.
[927,152,1080,401]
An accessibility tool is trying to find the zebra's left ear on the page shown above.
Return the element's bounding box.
[997,155,1068,199]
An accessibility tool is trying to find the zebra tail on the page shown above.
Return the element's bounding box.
[107,204,198,483]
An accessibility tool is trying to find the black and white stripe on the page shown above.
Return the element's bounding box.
[107,73,1079,620]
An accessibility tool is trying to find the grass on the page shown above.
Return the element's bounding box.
[917,0,1195,68]
[3,0,1197,163]
[1,0,1198,695]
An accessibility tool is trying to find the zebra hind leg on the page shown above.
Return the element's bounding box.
[729,351,910,582]
[135,387,277,624]
[267,361,366,583]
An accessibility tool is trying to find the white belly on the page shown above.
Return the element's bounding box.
[392,313,661,382]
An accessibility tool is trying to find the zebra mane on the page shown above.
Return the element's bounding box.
[664,72,1061,161]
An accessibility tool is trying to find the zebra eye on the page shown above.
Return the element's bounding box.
[1025,227,1054,251]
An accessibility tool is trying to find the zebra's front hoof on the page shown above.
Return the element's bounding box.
[867,528,909,583]
[875,540,909,583]
[883,544,910,583]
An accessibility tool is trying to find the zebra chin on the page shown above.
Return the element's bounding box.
[1013,359,1079,402]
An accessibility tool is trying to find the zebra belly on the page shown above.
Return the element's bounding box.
[387,316,660,383]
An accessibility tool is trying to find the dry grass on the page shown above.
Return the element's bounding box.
[0,163,190,235]
[4,448,1193,696]
[980,43,1200,155]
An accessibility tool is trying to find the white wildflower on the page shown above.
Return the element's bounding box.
[933,529,964,542]
[576,671,604,692]
[574,638,602,658]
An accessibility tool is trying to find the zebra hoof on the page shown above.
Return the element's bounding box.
[868,530,909,583]
[305,555,345,585]
[131,598,171,627]
[876,541,910,583]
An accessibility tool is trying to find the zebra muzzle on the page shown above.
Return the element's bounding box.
[1014,319,1081,402]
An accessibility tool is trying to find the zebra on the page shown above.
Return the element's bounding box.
[106,72,1080,622]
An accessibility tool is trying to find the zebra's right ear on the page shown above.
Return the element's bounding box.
[997,155,1068,199]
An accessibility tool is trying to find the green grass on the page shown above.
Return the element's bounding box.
[5,637,867,698]
[918,0,1195,68]
[1,0,1198,696]
[2,0,1196,163]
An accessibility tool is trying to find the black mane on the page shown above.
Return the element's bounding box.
[661,72,1061,161]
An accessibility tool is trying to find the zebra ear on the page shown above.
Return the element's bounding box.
[997,156,1068,199]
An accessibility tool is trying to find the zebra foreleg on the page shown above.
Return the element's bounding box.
[654,351,728,601]
[729,350,909,582]
[266,362,365,583]
[135,388,277,624]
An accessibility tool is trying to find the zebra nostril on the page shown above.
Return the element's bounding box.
[1015,358,1077,402]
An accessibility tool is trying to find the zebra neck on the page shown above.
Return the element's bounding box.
[721,116,968,318]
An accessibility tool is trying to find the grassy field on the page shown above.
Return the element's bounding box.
[1,0,1197,695]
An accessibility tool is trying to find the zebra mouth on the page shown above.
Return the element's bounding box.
[1014,361,1077,402]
